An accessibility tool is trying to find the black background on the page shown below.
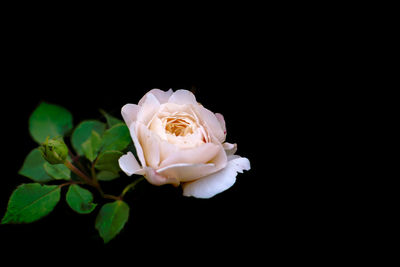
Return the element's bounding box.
[0,30,330,262]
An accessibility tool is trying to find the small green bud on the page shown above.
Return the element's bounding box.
[39,137,68,164]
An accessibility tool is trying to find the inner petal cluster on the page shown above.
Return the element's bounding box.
[164,117,195,137]
[148,105,210,149]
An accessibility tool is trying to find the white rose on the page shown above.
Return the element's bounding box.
[118,89,250,198]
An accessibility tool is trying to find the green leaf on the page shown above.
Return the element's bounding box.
[82,131,102,161]
[97,171,120,181]
[71,120,106,155]
[66,185,97,214]
[95,151,123,173]
[29,102,73,143]
[43,162,71,180]
[100,109,123,128]
[1,183,61,224]
[95,201,129,243]
[19,149,53,183]
[71,120,106,156]
[101,124,131,152]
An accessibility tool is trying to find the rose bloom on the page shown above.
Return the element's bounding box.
[119,89,250,198]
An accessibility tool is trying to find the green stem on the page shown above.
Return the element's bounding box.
[69,150,90,177]
[120,177,145,198]
[64,159,122,202]
[64,160,93,185]
[58,181,83,188]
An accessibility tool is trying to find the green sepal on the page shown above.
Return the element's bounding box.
[39,137,68,165]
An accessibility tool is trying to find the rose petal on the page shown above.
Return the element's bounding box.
[137,93,160,125]
[159,142,221,168]
[223,142,237,156]
[168,89,198,105]
[136,122,161,168]
[215,113,226,135]
[121,104,140,128]
[157,163,217,182]
[182,156,251,199]
[129,122,146,167]
[138,88,173,106]
[194,105,226,143]
[118,152,145,176]
[144,167,180,187]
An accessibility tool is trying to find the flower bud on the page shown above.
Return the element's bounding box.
[39,137,68,164]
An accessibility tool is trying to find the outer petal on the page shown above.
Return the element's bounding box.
[136,93,160,125]
[136,122,161,169]
[159,142,220,168]
[215,113,226,135]
[138,89,173,106]
[168,89,198,105]
[157,163,217,182]
[118,152,145,176]
[144,167,180,187]
[129,122,146,167]
[194,105,226,143]
[182,156,250,199]
[121,104,139,128]
[223,142,237,156]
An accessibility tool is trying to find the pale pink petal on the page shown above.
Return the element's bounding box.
[121,104,139,128]
[215,113,226,135]
[136,93,160,125]
[138,89,173,106]
[222,142,237,156]
[157,163,217,182]
[118,152,145,176]
[211,143,228,170]
[168,89,198,105]
[129,122,146,167]
[144,167,180,187]
[157,142,227,181]
[194,105,226,143]
[182,156,250,199]
[136,123,161,169]
[159,142,220,168]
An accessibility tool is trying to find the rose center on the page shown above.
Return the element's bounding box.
[164,117,194,137]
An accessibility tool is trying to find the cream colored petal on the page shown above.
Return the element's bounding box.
[129,122,146,167]
[136,93,160,125]
[138,88,173,106]
[182,156,251,199]
[211,143,228,170]
[223,142,237,156]
[159,142,220,168]
[159,102,194,114]
[195,105,226,143]
[158,142,227,181]
[118,152,145,176]
[168,89,198,105]
[215,113,226,135]
[121,104,139,128]
[136,123,161,169]
[157,163,217,182]
[144,167,180,187]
